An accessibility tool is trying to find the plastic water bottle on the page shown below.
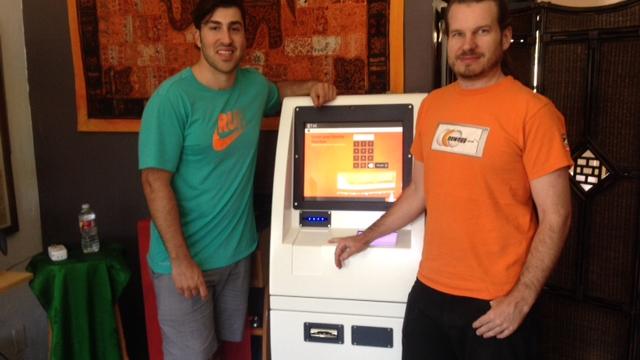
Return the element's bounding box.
[79,203,100,253]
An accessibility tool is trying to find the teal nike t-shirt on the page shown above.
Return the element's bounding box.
[138,67,280,273]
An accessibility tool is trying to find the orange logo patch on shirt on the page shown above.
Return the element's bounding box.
[212,111,244,151]
[431,123,490,158]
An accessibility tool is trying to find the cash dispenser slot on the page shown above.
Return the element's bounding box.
[304,322,344,344]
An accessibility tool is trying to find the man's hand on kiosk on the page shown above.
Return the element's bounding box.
[309,82,337,107]
[171,255,208,300]
[330,235,369,269]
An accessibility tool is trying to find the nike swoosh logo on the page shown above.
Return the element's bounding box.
[212,128,242,151]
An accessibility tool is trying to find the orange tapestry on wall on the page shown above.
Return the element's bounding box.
[67,0,401,132]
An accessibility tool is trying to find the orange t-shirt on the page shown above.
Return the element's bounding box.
[411,76,572,300]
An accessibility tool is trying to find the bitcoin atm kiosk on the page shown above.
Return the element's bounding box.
[270,94,426,360]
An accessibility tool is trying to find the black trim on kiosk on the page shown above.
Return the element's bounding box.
[293,104,414,211]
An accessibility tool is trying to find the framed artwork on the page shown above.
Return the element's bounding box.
[0,41,19,240]
[66,0,404,132]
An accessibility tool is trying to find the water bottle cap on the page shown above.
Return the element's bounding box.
[81,203,90,209]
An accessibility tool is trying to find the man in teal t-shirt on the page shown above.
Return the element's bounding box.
[138,0,336,358]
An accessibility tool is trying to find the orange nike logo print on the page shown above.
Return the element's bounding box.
[212,111,244,151]
[213,129,242,151]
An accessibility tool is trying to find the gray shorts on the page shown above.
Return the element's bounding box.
[152,256,251,360]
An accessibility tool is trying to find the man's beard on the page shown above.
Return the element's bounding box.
[450,50,503,80]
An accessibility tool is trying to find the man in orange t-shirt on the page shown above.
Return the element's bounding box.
[331,0,572,358]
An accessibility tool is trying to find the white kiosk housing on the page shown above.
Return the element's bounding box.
[269,94,427,359]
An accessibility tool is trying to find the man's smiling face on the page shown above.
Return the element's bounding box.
[195,6,246,76]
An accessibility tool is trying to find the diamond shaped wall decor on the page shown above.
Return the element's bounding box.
[569,149,610,192]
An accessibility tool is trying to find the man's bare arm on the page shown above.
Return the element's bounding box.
[277,81,337,107]
[331,161,427,268]
[141,168,208,299]
[473,167,572,338]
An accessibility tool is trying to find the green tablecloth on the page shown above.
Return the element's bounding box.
[27,244,131,360]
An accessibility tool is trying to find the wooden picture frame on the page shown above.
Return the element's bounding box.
[0,41,19,238]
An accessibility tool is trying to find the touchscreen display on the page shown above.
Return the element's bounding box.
[303,122,403,203]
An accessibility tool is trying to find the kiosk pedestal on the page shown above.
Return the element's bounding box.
[269,94,427,359]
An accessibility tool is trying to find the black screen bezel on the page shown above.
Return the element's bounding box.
[293,104,414,211]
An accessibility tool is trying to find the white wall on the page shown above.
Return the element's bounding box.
[543,0,624,7]
[0,0,42,270]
